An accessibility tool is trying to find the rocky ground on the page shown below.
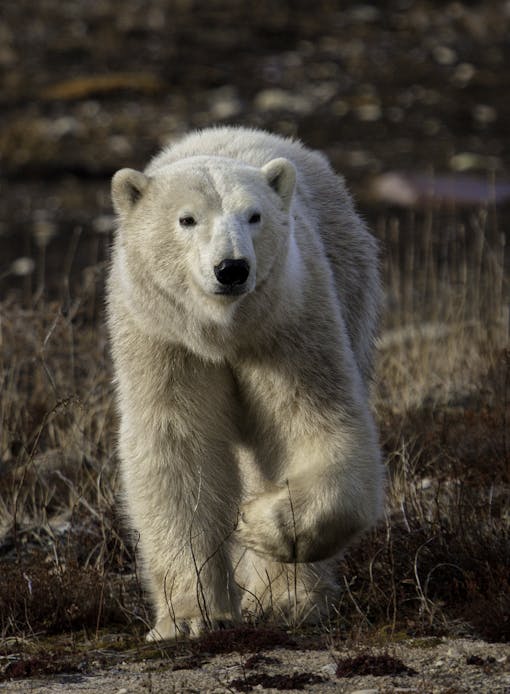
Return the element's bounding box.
[1,632,509,693]
[0,638,510,694]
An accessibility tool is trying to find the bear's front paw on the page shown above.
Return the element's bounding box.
[147,615,234,642]
[237,480,358,563]
[146,616,196,642]
[237,486,314,563]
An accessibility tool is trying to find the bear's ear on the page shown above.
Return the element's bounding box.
[261,158,296,210]
[111,168,149,216]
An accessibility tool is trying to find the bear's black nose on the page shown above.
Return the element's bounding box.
[214,258,250,286]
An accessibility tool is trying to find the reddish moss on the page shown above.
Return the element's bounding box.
[336,653,417,678]
[230,671,324,691]
[2,655,84,681]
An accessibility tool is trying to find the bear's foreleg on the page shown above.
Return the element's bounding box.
[122,444,241,641]
[237,406,382,564]
[117,349,242,641]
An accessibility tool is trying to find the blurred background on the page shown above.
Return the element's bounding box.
[1,0,509,315]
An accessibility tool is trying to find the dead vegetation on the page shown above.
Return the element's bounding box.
[0,202,508,669]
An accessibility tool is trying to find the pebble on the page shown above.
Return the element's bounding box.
[432,45,457,65]
[452,62,476,86]
[349,5,381,22]
[33,218,57,247]
[10,257,35,276]
[93,214,117,234]
[109,135,132,155]
[208,86,242,120]
[356,102,382,122]
[472,104,497,124]
[449,152,499,171]
[254,88,312,114]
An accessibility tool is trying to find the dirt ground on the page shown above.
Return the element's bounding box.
[1,636,509,693]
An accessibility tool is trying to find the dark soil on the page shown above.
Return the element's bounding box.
[195,626,296,656]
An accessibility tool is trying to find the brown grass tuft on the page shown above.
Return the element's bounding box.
[0,551,127,636]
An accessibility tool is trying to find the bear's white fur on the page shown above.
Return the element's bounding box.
[107,127,384,641]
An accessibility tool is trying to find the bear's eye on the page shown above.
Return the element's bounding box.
[179,215,196,228]
[248,212,261,224]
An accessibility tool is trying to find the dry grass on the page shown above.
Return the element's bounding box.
[0,292,141,638]
[344,203,509,643]
[0,203,508,647]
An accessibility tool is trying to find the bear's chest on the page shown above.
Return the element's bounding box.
[232,357,312,438]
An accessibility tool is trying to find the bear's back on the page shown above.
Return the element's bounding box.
[146,127,336,205]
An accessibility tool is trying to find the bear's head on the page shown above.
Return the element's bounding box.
[111,156,296,334]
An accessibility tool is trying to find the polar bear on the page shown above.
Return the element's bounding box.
[107,126,383,641]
